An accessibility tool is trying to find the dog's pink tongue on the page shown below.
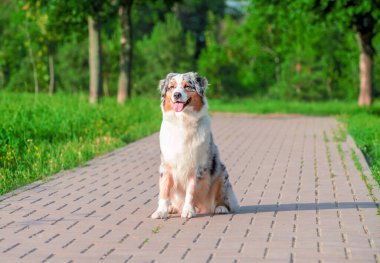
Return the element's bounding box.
[173,102,185,112]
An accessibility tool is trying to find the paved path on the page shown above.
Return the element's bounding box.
[0,115,379,263]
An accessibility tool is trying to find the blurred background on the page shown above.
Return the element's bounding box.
[1,0,380,194]
[0,0,379,104]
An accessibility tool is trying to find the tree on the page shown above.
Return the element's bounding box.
[87,0,111,103]
[173,0,225,59]
[42,0,115,103]
[23,0,60,95]
[118,0,180,102]
[21,0,109,99]
[133,14,195,95]
[88,15,103,103]
[199,1,362,100]
[311,0,380,106]
[19,2,41,95]
[117,0,134,104]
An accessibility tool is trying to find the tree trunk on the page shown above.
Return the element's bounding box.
[355,27,374,106]
[48,42,56,95]
[358,51,372,106]
[103,73,109,97]
[88,16,103,104]
[117,0,134,104]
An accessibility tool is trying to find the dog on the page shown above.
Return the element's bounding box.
[151,72,239,219]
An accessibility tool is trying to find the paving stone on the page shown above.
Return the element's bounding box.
[0,115,379,262]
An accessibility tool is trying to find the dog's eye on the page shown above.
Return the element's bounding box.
[168,86,175,90]
[184,85,194,91]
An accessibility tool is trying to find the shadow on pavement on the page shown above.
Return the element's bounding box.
[237,202,377,213]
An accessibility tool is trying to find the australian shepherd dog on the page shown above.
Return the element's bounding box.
[151,72,239,219]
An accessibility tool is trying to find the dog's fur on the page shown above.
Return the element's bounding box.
[151,72,239,219]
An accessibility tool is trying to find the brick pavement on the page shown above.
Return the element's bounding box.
[0,115,379,262]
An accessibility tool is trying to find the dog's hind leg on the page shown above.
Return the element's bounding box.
[209,176,226,214]
[221,169,240,213]
[214,184,239,214]
[215,205,229,214]
[225,182,239,212]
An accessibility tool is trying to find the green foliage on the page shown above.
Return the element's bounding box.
[0,0,379,100]
[198,14,238,97]
[102,18,122,96]
[0,92,161,194]
[0,1,45,91]
[133,14,195,95]
[374,33,380,97]
[208,98,380,116]
[175,0,225,57]
[199,2,368,100]
[347,113,380,185]
[0,2,22,88]
[132,0,176,40]
[198,13,275,97]
[309,0,380,31]
[55,38,89,92]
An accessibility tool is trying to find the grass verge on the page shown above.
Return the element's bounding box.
[209,98,380,116]
[346,113,380,186]
[0,92,161,194]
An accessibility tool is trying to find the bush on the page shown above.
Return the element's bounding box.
[55,38,89,92]
[199,5,366,101]
[198,14,276,98]
[133,14,195,96]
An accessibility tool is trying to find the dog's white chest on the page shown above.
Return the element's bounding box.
[160,119,210,171]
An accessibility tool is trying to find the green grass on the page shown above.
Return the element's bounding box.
[1,93,379,195]
[0,92,161,194]
[346,113,380,186]
[209,98,380,116]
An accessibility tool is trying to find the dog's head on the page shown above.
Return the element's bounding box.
[159,72,208,114]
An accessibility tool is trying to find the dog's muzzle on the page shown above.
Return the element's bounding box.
[173,98,191,112]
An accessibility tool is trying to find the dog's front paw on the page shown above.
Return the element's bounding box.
[151,200,169,219]
[151,209,168,219]
[181,204,196,218]
[215,206,229,214]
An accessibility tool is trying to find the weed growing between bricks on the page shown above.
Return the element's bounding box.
[351,149,380,214]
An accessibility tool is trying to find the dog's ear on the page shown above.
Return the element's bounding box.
[159,72,177,98]
[195,73,208,96]
[159,79,166,98]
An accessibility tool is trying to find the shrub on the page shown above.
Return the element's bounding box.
[133,14,195,96]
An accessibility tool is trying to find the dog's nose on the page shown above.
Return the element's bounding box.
[173,92,182,100]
